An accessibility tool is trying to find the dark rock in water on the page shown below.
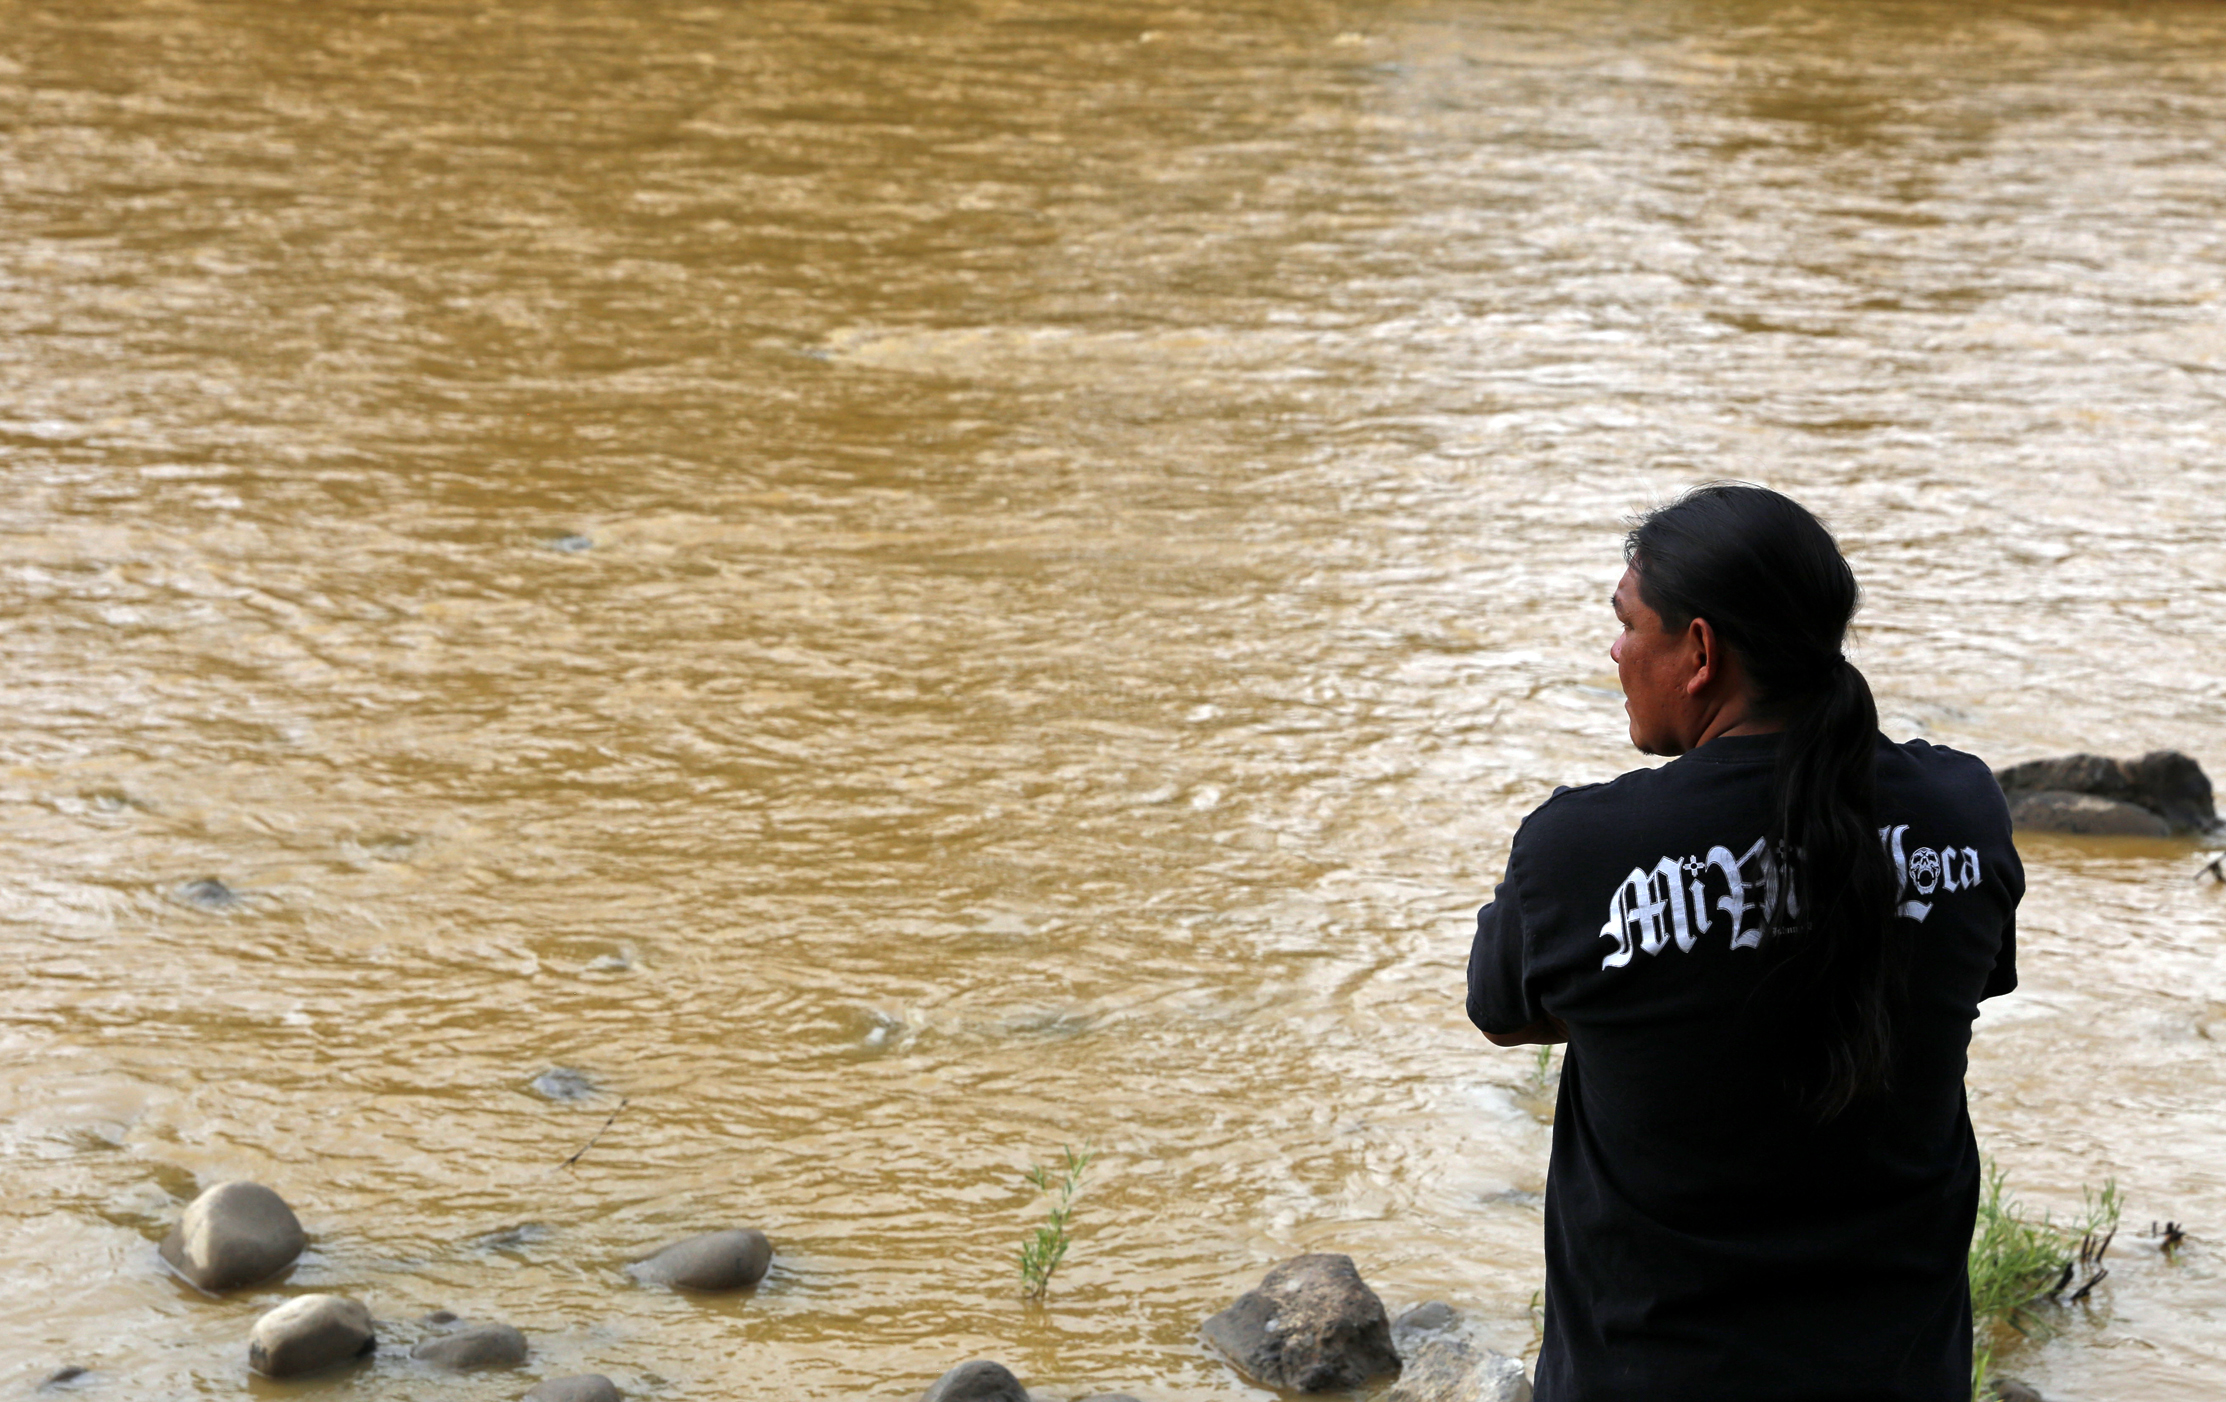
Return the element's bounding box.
[1202,1253,1401,1393]
[530,1067,598,1101]
[629,1228,772,1291]
[411,1321,528,1370]
[421,1309,460,1326]
[159,1181,305,1292]
[37,1366,90,1391]
[248,1294,376,1378]
[919,1360,1028,1402]
[2006,791,2171,837]
[1992,1381,2044,1402]
[177,877,241,910]
[1997,751,2217,833]
[525,1377,623,1402]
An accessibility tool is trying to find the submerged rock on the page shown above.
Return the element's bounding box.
[1202,1253,1401,1393]
[2005,790,2169,836]
[1997,751,2216,834]
[919,1361,1029,1402]
[1387,1302,1531,1402]
[1393,1302,1460,1336]
[525,1378,623,1402]
[159,1180,305,1292]
[411,1320,528,1370]
[469,1222,553,1254]
[248,1294,375,1378]
[177,877,241,910]
[36,1366,90,1391]
[530,1067,598,1101]
[629,1228,772,1291]
[1992,1381,2044,1402]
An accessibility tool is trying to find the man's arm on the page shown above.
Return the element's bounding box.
[1468,873,1564,1045]
[1482,1015,1568,1048]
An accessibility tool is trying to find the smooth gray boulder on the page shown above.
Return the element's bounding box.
[160,1181,305,1292]
[2006,790,2170,837]
[1997,751,2216,833]
[248,1294,375,1378]
[919,1361,1028,1402]
[411,1321,528,1370]
[1202,1254,1401,1392]
[524,1377,623,1402]
[629,1228,771,1290]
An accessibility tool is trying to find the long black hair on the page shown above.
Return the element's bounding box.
[1624,483,1901,1122]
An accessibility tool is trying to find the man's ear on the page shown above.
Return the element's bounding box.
[1684,616,1717,697]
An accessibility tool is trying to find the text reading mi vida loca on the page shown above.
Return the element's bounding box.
[1599,825,1976,969]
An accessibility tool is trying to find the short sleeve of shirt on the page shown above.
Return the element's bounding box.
[1981,907,2017,999]
[1467,869,1541,1035]
[1980,811,2024,1000]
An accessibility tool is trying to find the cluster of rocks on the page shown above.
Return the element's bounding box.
[1997,750,2217,837]
[147,1179,769,1396]
[134,1182,1533,1402]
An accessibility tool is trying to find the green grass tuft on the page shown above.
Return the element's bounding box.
[1968,1160,2120,1399]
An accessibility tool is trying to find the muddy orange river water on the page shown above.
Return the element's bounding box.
[5,1,2226,1398]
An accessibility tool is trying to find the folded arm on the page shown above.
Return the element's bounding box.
[1468,877,1566,1047]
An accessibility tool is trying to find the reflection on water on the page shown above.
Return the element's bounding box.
[4,0,2226,1397]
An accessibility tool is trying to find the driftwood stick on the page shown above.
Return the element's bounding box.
[561,1097,629,1171]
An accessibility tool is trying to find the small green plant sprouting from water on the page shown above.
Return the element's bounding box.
[1526,1043,1557,1096]
[1968,1162,2120,1400]
[1018,1143,1094,1302]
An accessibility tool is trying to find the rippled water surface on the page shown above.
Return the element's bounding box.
[7,1,2226,1398]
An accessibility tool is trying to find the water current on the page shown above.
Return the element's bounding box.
[6,1,2226,1398]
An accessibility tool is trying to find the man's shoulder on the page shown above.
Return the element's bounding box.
[1510,762,1682,852]
[1880,736,2010,815]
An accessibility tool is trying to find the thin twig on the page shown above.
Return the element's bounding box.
[2068,1266,2109,1304]
[560,1097,629,1171]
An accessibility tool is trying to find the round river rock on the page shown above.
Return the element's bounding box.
[160,1180,305,1292]
[919,1360,1029,1402]
[411,1321,528,1370]
[248,1294,375,1378]
[525,1376,624,1402]
[629,1228,771,1290]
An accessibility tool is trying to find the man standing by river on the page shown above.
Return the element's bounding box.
[1466,484,2020,1401]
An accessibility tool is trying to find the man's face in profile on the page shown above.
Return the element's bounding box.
[1610,565,1696,756]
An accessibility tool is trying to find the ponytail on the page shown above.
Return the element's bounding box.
[1625,485,1902,1122]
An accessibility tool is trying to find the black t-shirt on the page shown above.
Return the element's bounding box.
[1467,732,2022,1402]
